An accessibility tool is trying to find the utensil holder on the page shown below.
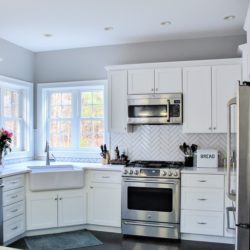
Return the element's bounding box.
[185,156,193,167]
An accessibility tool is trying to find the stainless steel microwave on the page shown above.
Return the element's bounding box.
[127,94,183,125]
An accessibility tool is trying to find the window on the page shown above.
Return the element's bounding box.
[41,82,105,153]
[0,75,33,158]
[2,88,23,150]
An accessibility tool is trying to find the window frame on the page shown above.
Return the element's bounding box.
[37,80,108,159]
[0,75,33,160]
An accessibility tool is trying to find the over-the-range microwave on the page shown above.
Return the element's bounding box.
[127,93,183,125]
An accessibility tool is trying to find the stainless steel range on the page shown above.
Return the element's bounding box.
[121,161,183,239]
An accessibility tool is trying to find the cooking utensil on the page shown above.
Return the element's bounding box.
[191,144,198,153]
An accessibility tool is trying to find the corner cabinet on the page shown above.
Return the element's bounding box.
[108,70,128,133]
[183,64,241,133]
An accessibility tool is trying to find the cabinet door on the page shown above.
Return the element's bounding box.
[128,69,154,94]
[241,45,250,81]
[155,68,182,93]
[26,192,58,230]
[183,66,212,133]
[108,70,128,133]
[87,183,121,227]
[58,190,86,227]
[212,65,241,133]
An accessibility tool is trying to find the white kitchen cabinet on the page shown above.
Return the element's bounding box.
[3,174,25,244]
[87,170,121,228]
[128,69,155,94]
[183,64,241,133]
[240,44,250,81]
[108,70,129,133]
[58,190,86,227]
[212,65,240,133]
[128,68,182,95]
[26,192,58,230]
[155,68,182,93]
[181,173,225,237]
[183,66,212,133]
[26,190,86,230]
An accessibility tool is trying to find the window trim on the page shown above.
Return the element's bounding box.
[0,75,33,160]
[36,80,108,159]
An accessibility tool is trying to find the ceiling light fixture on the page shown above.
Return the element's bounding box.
[224,15,236,21]
[160,21,172,26]
[104,26,114,31]
[43,33,53,37]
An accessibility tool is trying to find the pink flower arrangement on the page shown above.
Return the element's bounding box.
[0,128,13,156]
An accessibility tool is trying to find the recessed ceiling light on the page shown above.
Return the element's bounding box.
[224,15,236,21]
[104,26,114,31]
[43,33,53,37]
[160,21,172,26]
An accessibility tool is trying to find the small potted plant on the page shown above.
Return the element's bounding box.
[0,128,13,167]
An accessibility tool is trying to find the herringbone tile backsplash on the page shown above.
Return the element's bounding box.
[111,126,231,165]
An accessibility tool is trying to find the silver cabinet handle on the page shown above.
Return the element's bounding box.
[226,206,236,230]
[11,181,18,184]
[197,222,207,225]
[59,197,62,200]
[123,221,175,229]
[213,127,216,130]
[197,198,207,201]
[209,127,212,130]
[0,184,4,188]
[11,226,18,231]
[11,209,18,213]
[90,186,93,189]
[155,88,158,91]
[54,197,58,200]
[11,195,18,199]
[151,88,154,91]
[198,180,207,183]
[227,97,237,201]
[102,176,110,179]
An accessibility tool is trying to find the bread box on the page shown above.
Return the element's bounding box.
[196,149,218,168]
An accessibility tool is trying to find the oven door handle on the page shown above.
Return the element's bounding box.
[123,221,175,229]
[124,179,178,185]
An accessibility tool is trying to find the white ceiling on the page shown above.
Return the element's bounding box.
[0,0,249,52]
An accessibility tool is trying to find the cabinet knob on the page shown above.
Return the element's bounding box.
[59,197,62,200]
[151,88,154,91]
[155,88,158,91]
[90,186,93,189]
[213,127,216,130]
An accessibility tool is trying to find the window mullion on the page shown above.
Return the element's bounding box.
[73,90,79,150]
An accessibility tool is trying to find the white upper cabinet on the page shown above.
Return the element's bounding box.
[108,70,128,133]
[155,68,182,93]
[183,64,241,133]
[128,69,154,94]
[128,68,182,94]
[240,44,250,81]
[212,65,241,133]
[183,66,212,133]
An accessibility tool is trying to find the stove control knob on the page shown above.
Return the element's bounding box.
[129,169,133,175]
[134,170,139,175]
[162,170,167,176]
[174,171,178,177]
[168,171,172,176]
[123,169,128,175]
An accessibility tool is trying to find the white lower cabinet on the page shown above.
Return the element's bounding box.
[3,174,25,244]
[87,170,121,227]
[26,190,86,230]
[181,173,225,237]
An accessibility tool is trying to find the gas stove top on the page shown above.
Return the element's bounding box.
[123,160,184,178]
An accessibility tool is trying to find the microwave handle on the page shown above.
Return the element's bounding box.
[167,99,170,122]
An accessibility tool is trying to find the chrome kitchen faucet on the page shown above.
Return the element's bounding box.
[45,140,56,166]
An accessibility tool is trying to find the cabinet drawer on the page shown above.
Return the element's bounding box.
[3,187,25,206]
[181,188,224,211]
[3,175,24,191]
[3,201,25,221]
[181,174,224,188]
[90,171,121,184]
[181,210,223,236]
[4,214,25,242]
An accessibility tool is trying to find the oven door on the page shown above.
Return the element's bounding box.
[122,177,180,224]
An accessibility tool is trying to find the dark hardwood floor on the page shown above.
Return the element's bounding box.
[9,230,235,250]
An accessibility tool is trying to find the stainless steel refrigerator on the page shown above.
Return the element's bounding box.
[227,83,250,250]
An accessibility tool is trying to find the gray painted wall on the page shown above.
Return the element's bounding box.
[0,38,34,82]
[34,34,246,83]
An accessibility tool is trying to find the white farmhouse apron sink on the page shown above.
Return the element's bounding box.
[27,165,84,191]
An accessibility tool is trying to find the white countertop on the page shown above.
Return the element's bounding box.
[181,166,226,175]
[0,160,124,178]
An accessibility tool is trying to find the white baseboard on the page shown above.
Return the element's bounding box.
[181,233,235,244]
